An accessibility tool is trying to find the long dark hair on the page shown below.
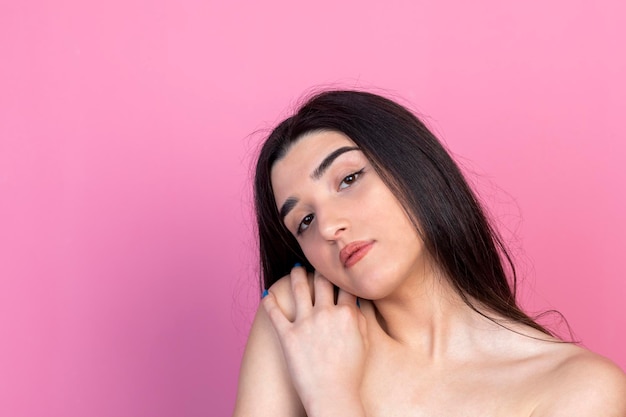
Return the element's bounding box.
[254,90,553,336]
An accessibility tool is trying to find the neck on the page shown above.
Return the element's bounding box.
[372,268,490,362]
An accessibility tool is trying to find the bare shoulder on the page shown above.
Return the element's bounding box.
[532,344,626,416]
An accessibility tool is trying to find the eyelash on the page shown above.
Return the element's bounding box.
[296,168,365,235]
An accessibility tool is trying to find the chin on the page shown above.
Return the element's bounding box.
[346,275,394,300]
[351,265,411,300]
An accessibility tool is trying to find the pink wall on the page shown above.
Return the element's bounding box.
[1,1,624,415]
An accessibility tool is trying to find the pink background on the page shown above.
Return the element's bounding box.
[1,1,625,415]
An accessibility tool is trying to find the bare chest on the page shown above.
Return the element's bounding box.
[359,353,541,417]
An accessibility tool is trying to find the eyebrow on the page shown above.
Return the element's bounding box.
[279,146,360,221]
[311,146,360,180]
[279,197,299,221]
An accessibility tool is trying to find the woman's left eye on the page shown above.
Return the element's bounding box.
[339,169,364,190]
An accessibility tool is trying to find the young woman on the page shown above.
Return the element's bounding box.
[233,90,626,416]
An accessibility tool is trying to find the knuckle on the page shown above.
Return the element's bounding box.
[265,302,280,320]
[316,307,334,321]
[291,280,310,298]
[335,305,356,321]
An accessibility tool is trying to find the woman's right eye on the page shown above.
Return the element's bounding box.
[297,214,315,235]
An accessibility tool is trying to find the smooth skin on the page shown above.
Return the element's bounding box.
[233,131,626,417]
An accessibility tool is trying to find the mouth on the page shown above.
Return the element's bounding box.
[340,240,374,268]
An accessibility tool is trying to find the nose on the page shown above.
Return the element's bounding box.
[317,206,349,241]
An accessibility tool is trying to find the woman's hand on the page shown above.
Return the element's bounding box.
[262,266,369,417]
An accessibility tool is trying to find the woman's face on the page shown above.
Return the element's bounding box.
[270,130,430,300]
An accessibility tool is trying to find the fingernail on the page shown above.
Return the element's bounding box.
[262,289,269,299]
[356,298,361,308]
[293,262,302,268]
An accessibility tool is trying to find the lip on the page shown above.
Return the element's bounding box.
[340,240,374,268]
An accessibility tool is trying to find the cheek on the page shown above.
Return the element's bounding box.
[299,239,324,267]
[299,240,338,276]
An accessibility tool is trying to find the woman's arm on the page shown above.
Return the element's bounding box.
[232,276,306,417]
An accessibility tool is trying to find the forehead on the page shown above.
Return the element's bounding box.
[270,130,358,205]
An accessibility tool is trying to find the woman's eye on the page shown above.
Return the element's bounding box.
[297,214,315,235]
[339,169,364,190]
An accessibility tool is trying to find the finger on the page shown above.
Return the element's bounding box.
[358,299,387,340]
[261,292,291,335]
[336,287,357,307]
[357,306,369,342]
[290,265,313,318]
[313,270,335,307]
[358,298,377,321]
